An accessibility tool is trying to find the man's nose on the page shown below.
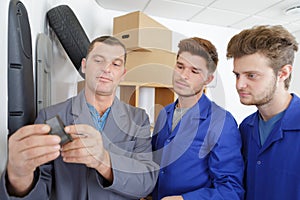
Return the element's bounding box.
[102,62,113,72]
[236,77,247,89]
[181,68,190,79]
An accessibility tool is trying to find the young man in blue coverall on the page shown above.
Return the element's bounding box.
[226,25,299,200]
[151,37,244,200]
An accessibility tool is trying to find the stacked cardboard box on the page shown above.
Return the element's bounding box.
[113,11,175,85]
[113,11,172,51]
[125,49,175,85]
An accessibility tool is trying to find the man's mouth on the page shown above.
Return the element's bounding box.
[97,76,112,82]
[175,80,189,88]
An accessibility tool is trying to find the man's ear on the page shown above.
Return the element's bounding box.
[81,58,87,73]
[205,74,214,85]
[278,64,292,81]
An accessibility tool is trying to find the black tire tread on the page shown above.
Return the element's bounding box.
[47,5,90,72]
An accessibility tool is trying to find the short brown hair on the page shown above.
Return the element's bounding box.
[227,25,298,89]
[86,36,127,63]
[178,37,218,73]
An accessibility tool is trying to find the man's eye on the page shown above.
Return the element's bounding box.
[234,73,240,78]
[248,74,256,79]
[176,65,183,69]
[95,59,104,63]
[113,61,122,67]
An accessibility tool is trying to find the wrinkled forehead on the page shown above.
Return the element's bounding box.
[177,51,208,69]
[89,42,125,61]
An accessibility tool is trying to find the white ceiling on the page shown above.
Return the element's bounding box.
[95,0,300,34]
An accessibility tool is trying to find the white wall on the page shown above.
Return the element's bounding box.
[290,31,300,95]
[1,0,300,175]
[0,0,9,175]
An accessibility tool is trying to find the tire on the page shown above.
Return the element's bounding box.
[47,5,90,77]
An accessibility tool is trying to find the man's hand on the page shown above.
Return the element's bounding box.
[162,196,184,200]
[61,124,113,182]
[7,124,61,196]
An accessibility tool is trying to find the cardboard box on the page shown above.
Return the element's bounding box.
[124,49,176,85]
[113,11,172,51]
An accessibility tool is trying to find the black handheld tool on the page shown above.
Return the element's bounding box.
[45,115,73,146]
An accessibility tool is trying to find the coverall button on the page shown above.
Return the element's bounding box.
[257,160,262,165]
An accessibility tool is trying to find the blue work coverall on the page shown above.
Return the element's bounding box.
[152,94,244,200]
[240,93,300,200]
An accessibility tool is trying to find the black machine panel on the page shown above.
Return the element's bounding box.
[8,0,36,135]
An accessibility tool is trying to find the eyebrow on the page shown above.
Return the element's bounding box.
[113,57,124,63]
[176,60,183,65]
[91,54,104,59]
[91,54,124,63]
[233,70,261,76]
[177,60,202,71]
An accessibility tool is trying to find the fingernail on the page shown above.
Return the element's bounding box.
[42,125,50,132]
[53,136,61,143]
[65,127,70,132]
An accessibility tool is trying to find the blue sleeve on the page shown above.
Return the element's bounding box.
[183,112,245,200]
